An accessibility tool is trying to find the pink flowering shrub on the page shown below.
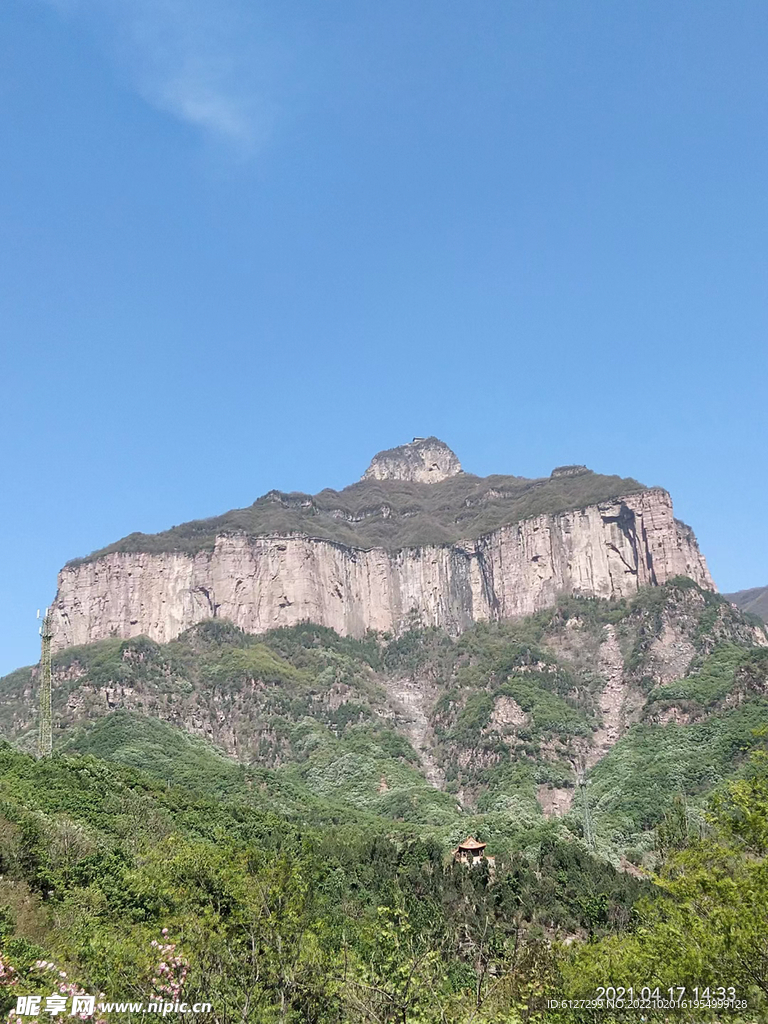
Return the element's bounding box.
[0,956,17,988]
[4,957,106,1024]
[2,928,188,1022]
[149,930,189,1003]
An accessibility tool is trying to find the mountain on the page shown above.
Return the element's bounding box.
[5,578,765,858]
[726,584,768,623]
[4,443,768,1020]
[49,438,712,651]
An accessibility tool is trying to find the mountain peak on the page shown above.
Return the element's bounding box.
[362,437,463,483]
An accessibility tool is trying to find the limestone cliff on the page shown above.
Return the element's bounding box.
[363,437,462,483]
[51,479,713,652]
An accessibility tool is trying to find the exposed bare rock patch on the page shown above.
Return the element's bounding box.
[586,625,644,768]
[618,856,645,878]
[536,784,574,818]
[456,748,501,770]
[647,623,696,684]
[489,695,529,729]
[323,684,352,711]
[648,706,696,726]
[384,677,445,789]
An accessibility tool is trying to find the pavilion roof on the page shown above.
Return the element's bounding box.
[457,836,486,850]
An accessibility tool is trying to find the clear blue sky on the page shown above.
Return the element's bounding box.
[2,0,767,675]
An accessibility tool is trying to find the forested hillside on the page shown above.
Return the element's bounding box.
[727,584,768,623]
[2,579,768,1020]
[1,726,768,1020]
[2,580,767,859]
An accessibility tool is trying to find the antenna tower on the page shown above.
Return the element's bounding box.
[576,768,595,852]
[38,608,54,757]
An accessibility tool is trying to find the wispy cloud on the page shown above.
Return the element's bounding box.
[43,0,278,154]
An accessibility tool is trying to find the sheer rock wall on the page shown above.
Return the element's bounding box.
[51,488,713,652]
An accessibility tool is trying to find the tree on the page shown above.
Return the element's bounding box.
[563,747,768,1020]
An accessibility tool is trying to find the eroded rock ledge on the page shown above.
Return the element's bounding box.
[51,488,714,651]
[363,437,463,483]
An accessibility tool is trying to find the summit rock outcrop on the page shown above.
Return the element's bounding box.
[363,437,462,483]
[49,437,715,652]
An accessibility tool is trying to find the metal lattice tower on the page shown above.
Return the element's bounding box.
[38,608,54,757]
[576,770,595,852]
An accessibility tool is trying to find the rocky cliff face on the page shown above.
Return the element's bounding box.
[51,485,713,652]
[363,437,462,483]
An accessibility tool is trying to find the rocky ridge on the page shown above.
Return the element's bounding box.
[51,489,713,651]
[727,584,768,623]
[49,441,714,652]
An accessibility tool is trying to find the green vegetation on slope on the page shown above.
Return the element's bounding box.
[0,740,649,1024]
[68,469,647,562]
[727,583,768,623]
[587,694,768,844]
[2,580,767,863]
[563,747,768,1021]
[3,735,768,1021]
[2,579,768,1019]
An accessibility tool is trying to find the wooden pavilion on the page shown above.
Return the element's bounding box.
[454,836,490,866]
